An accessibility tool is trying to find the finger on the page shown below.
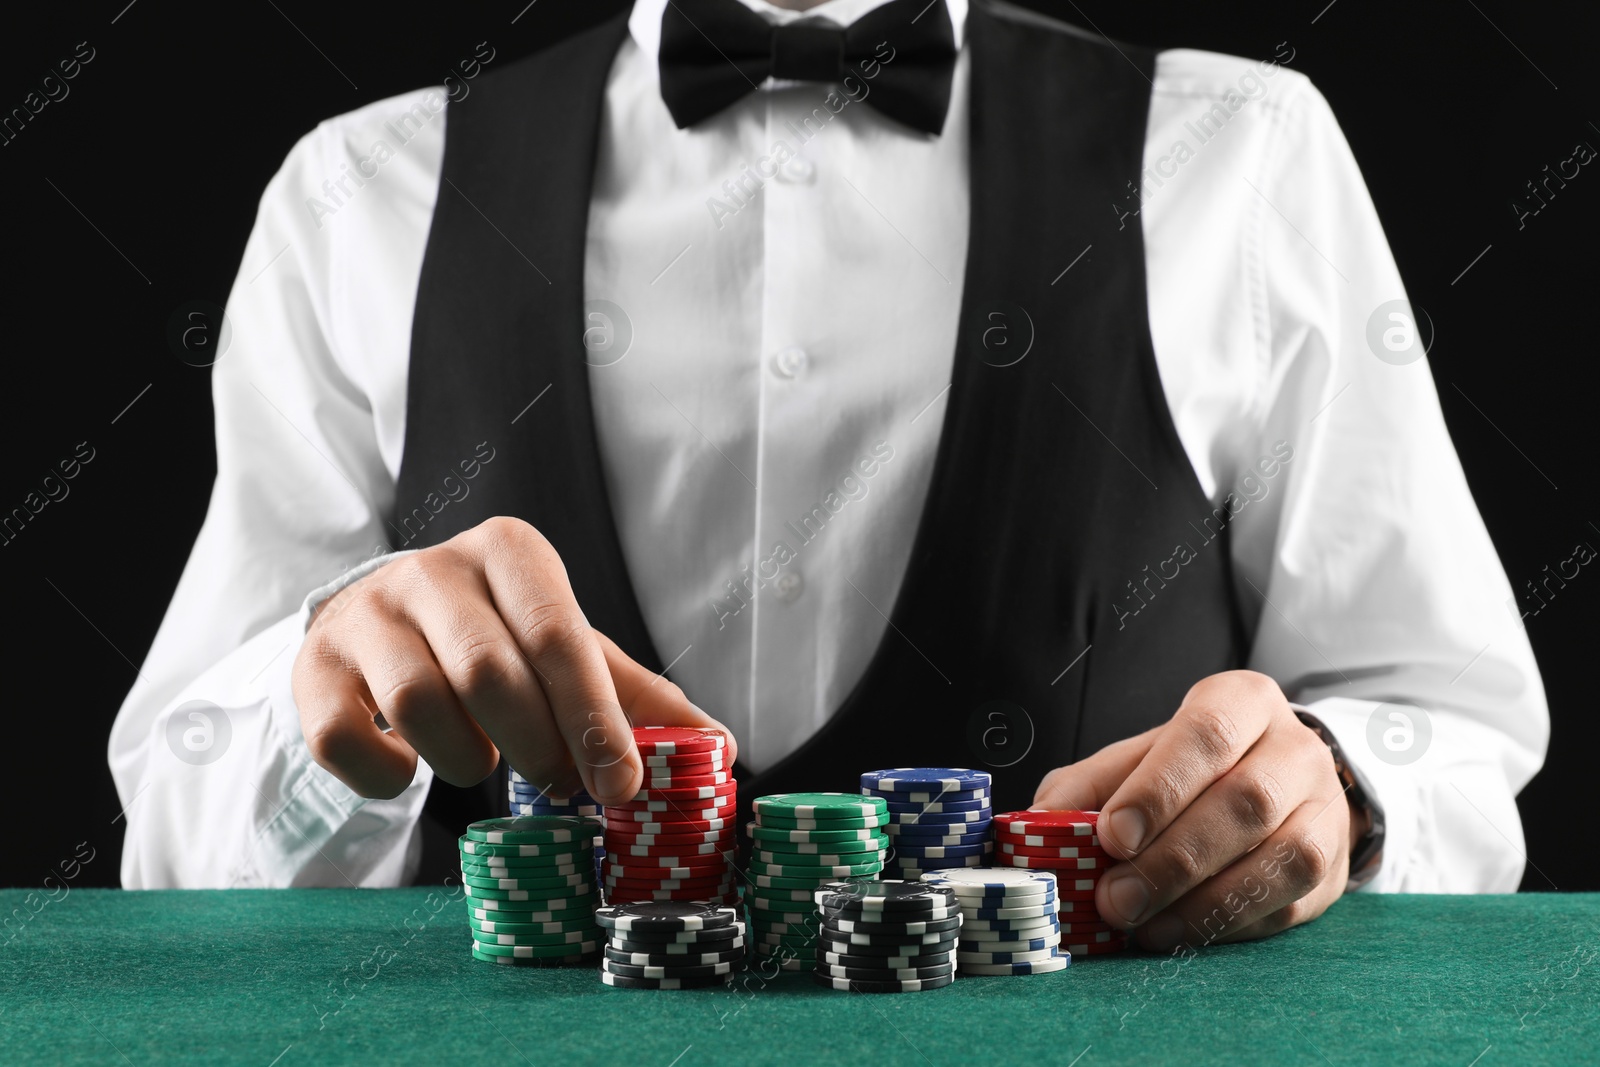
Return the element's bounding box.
[294,608,419,800]
[1099,670,1283,859]
[468,520,640,805]
[1032,728,1158,811]
[349,610,500,788]
[379,554,553,788]
[595,631,739,766]
[1128,796,1350,952]
[1096,724,1320,926]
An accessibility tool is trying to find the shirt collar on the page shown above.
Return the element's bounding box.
[629,0,968,67]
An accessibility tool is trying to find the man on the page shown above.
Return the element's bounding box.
[110,0,1547,952]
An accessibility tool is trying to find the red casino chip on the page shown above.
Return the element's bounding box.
[643,751,732,767]
[632,726,728,756]
[608,894,742,908]
[602,816,735,835]
[607,800,734,821]
[628,781,738,803]
[1062,939,1128,956]
[1055,889,1099,903]
[1058,921,1120,935]
[602,863,733,884]
[996,834,1104,852]
[995,841,1110,860]
[994,854,1107,871]
[604,883,737,901]
[605,880,735,897]
[639,778,730,794]
[636,777,736,793]
[603,825,732,847]
[1056,910,1107,924]
[602,859,732,881]
[607,841,729,861]
[992,810,1099,835]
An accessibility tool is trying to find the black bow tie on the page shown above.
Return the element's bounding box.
[658,0,957,135]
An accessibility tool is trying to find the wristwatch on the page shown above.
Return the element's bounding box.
[1291,706,1386,890]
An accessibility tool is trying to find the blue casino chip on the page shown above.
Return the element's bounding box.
[861,768,992,794]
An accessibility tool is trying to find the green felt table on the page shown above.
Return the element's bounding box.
[1,889,1595,1066]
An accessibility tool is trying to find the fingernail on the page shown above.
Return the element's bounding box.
[593,756,638,803]
[1107,807,1146,854]
[1140,912,1185,952]
[1106,872,1150,925]
[695,707,738,763]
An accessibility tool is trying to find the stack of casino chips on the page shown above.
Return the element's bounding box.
[744,792,889,970]
[861,768,994,881]
[920,867,1067,974]
[594,901,745,989]
[601,727,738,906]
[459,816,603,966]
[507,770,604,885]
[990,809,1127,956]
[811,880,961,992]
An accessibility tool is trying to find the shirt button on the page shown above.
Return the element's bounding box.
[774,571,804,603]
[778,155,815,184]
[771,346,809,379]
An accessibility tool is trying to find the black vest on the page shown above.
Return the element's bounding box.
[394,1,1247,879]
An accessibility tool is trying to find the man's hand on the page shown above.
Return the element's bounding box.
[1032,670,1352,949]
[291,516,733,804]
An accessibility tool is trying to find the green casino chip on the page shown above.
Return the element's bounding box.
[748,824,888,845]
[471,946,599,967]
[469,927,605,947]
[467,902,595,921]
[457,849,589,867]
[472,938,603,958]
[468,915,599,935]
[748,871,855,890]
[461,872,593,891]
[754,813,888,831]
[462,883,600,902]
[463,816,601,845]
[745,870,876,889]
[459,860,585,879]
[753,793,888,820]
[749,857,883,879]
[751,849,889,868]
[747,887,815,906]
[458,836,590,858]
[751,834,889,856]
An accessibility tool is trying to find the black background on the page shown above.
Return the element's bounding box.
[1,1,1595,893]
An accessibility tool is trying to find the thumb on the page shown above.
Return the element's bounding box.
[594,630,739,767]
[1031,730,1155,812]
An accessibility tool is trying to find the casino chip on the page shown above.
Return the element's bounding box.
[633,725,729,756]
[744,794,890,966]
[811,972,955,993]
[754,793,888,820]
[460,815,603,966]
[919,868,1074,975]
[805,879,961,992]
[860,768,992,794]
[596,902,738,932]
[988,811,1125,955]
[593,902,745,989]
[862,768,993,882]
[601,727,740,907]
[958,956,1071,975]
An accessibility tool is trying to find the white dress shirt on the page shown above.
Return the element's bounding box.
[109,0,1548,894]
